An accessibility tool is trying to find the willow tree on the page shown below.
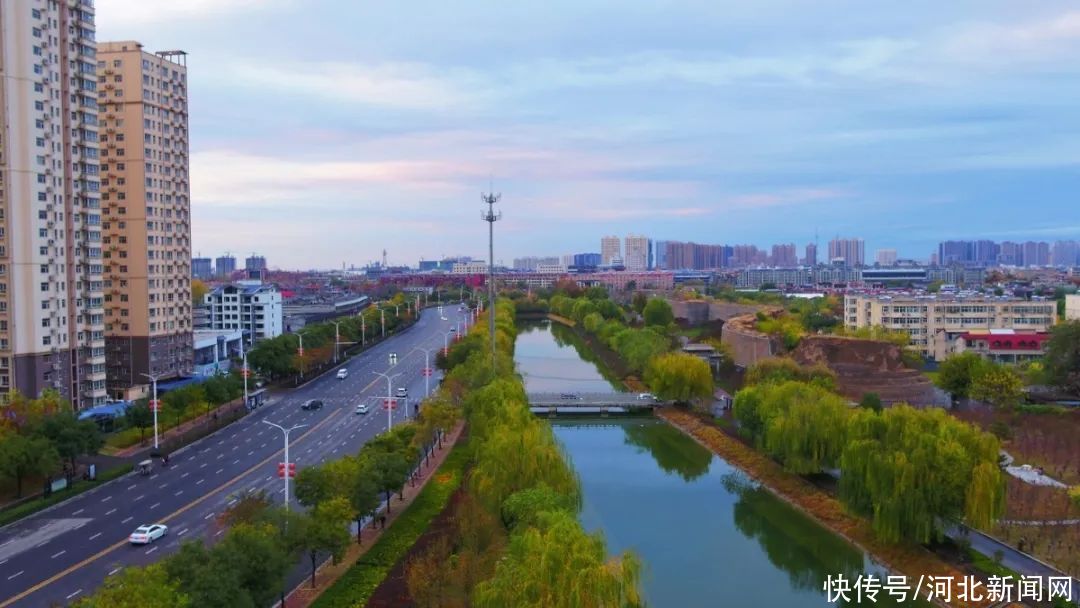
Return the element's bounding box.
[644,352,713,404]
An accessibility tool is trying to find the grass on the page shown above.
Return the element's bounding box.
[311,442,468,608]
[0,463,133,528]
[965,547,1018,579]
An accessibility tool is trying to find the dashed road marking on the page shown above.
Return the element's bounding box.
[149,502,160,509]
[121,516,133,524]
[6,572,22,581]
[145,546,157,555]
[65,589,82,600]
[50,550,66,559]
[104,508,116,516]
[88,533,102,541]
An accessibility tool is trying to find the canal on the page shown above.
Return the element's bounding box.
[517,319,921,607]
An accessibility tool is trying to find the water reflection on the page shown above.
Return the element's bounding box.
[623,421,712,482]
[515,320,622,392]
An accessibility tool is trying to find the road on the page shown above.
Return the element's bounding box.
[0,306,469,608]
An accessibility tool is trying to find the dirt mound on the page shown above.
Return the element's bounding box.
[792,336,946,407]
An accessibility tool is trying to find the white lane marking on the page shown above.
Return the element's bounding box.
[178,528,190,536]
[232,459,240,465]
[145,546,157,555]
[261,442,267,448]
[0,559,6,566]
[158,483,168,490]
[7,571,23,580]
[196,478,205,485]
[204,512,215,520]
[247,450,254,456]
[149,502,160,509]
[105,508,116,516]
[108,567,122,576]
[66,589,82,600]
[200,463,208,469]
[265,476,272,482]
[101,496,112,503]
[217,440,225,446]
[174,490,184,497]
[89,532,102,541]
[51,550,66,559]
[227,498,237,506]
[126,484,136,491]
[134,494,144,501]
[214,530,224,537]
[121,516,133,524]
[72,508,84,515]
[181,472,190,479]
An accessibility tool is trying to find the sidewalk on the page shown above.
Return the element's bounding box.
[280,421,466,608]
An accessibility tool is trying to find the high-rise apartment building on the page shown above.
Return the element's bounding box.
[97,41,192,394]
[827,238,865,266]
[245,255,266,272]
[600,236,621,266]
[998,241,1021,266]
[875,249,897,266]
[770,243,797,267]
[803,243,818,266]
[1052,241,1080,267]
[192,257,212,279]
[215,254,236,276]
[0,1,107,407]
[1022,241,1050,267]
[624,234,649,271]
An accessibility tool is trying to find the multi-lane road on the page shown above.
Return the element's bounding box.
[0,306,468,607]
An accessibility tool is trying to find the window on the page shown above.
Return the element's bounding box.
[41,282,49,292]
[43,336,51,346]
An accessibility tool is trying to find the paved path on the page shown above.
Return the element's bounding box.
[0,307,464,608]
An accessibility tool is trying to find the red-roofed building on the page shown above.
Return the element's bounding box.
[953,330,1050,364]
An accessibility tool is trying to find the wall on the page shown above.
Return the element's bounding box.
[720,314,774,368]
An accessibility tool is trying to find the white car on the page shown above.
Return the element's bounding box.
[637,393,657,401]
[129,524,168,545]
[355,403,368,415]
[336,368,348,379]
[396,387,408,398]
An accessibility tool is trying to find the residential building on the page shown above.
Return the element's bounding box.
[1052,241,1080,267]
[571,252,601,269]
[803,243,818,266]
[1022,241,1050,267]
[192,257,212,278]
[875,249,898,266]
[1067,294,1080,321]
[193,328,242,377]
[998,241,1022,266]
[624,234,649,271]
[770,243,797,267]
[730,244,765,267]
[98,41,192,395]
[245,255,266,272]
[828,238,865,266]
[204,281,283,343]
[844,293,1056,360]
[451,261,488,274]
[952,330,1050,364]
[600,236,621,266]
[736,268,812,289]
[215,254,236,276]
[512,256,558,271]
[0,1,107,407]
[535,262,567,273]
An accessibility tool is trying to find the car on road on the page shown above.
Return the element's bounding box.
[355,403,368,415]
[559,393,582,400]
[129,524,168,545]
[440,316,448,321]
[449,327,456,332]
[301,399,324,411]
[336,368,348,379]
[637,393,657,401]
[396,387,408,398]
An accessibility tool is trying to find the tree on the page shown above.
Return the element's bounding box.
[74,564,190,608]
[191,279,209,306]
[0,434,61,497]
[213,523,293,607]
[296,497,353,588]
[859,392,883,412]
[933,352,988,399]
[970,365,1025,409]
[34,411,103,472]
[124,401,155,444]
[293,466,334,508]
[1044,321,1080,394]
[642,298,674,327]
[644,353,714,404]
[347,460,380,543]
[370,450,411,513]
[165,541,252,608]
[631,292,648,314]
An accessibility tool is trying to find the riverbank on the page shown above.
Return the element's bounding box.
[659,408,990,608]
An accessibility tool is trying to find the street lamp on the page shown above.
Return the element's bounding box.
[380,307,385,339]
[263,420,307,511]
[372,369,402,432]
[409,346,437,399]
[140,372,164,451]
[357,311,366,346]
[443,329,456,357]
[330,321,342,364]
[241,341,249,410]
[297,333,305,377]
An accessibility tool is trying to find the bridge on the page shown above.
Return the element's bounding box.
[526,392,661,415]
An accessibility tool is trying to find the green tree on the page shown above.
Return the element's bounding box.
[644,352,714,404]
[933,352,988,399]
[124,401,154,443]
[347,460,381,543]
[75,564,189,608]
[165,541,252,608]
[293,465,335,508]
[0,434,60,497]
[34,411,103,472]
[1044,321,1080,394]
[631,292,648,314]
[642,298,674,327]
[370,450,411,513]
[213,523,293,607]
[296,497,353,588]
[859,392,883,412]
[970,365,1025,409]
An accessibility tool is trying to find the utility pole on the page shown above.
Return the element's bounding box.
[264,421,306,511]
[141,372,163,451]
[481,190,501,363]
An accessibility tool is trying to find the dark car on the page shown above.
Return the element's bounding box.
[301,399,323,411]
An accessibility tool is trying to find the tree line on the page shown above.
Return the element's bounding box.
[74,384,460,607]
[733,367,1005,544]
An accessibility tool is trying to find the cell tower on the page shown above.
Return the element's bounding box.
[481,191,502,361]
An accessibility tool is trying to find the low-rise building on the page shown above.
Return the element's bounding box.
[204,281,283,344]
[451,261,489,274]
[1067,294,1080,321]
[193,329,243,377]
[844,293,1056,360]
[951,330,1050,364]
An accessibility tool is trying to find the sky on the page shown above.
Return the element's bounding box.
[95,0,1080,269]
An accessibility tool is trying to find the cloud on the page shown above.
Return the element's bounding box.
[95,0,287,28]
[942,10,1080,62]
[725,188,851,209]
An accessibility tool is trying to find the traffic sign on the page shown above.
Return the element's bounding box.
[241,368,251,378]
[149,399,161,412]
[382,398,398,410]
[422,368,433,377]
[277,462,297,478]
[297,347,304,356]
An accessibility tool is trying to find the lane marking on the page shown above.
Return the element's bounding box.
[121,517,132,524]
[65,590,81,600]
[72,509,84,516]
[126,484,136,491]
[145,546,157,555]
[133,495,144,502]
[6,572,22,581]
[105,508,116,516]
[50,550,65,559]
[178,528,189,536]
[203,513,214,520]
[174,490,183,497]
[149,502,160,509]
[108,568,121,576]
[195,479,204,486]
[100,496,111,503]
[215,468,223,475]
[0,411,342,608]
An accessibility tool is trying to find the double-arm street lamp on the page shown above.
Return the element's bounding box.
[263,420,308,511]
[140,372,164,451]
[372,369,402,432]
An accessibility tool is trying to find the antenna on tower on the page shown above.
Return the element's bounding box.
[382,249,387,268]
[481,189,502,362]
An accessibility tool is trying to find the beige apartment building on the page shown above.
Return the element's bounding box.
[1067,294,1080,321]
[624,234,649,271]
[96,41,192,395]
[844,293,1056,361]
[600,235,621,266]
[0,0,107,407]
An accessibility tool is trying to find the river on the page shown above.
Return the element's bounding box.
[517,319,923,607]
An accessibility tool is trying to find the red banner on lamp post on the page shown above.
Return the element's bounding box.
[277,462,296,478]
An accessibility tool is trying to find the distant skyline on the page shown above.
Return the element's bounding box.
[97,1,1080,268]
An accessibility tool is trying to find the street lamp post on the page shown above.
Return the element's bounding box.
[380,307,385,338]
[241,342,249,410]
[372,370,402,433]
[140,372,163,451]
[330,321,342,364]
[409,347,437,399]
[263,420,307,511]
[358,312,366,346]
[443,329,456,357]
[297,333,305,377]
